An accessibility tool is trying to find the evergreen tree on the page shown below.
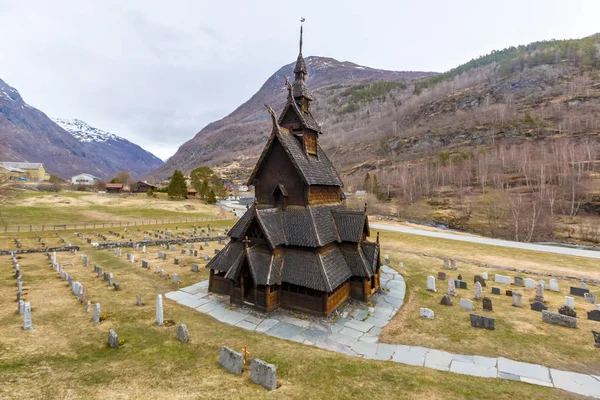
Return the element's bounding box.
[207,189,217,204]
[199,180,209,200]
[167,170,187,198]
[364,172,371,192]
[373,174,380,197]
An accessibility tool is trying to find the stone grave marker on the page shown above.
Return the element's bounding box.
[250,358,277,391]
[460,298,473,311]
[443,258,450,270]
[542,310,577,328]
[219,345,243,375]
[534,283,545,303]
[470,314,495,330]
[173,274,179,285]
[450,259,457,270]
[136,295,143,307]
[142,260,148,268]
[457,274,463,281]
[481,272,488,280]
[23,302,33,331]
[586,310,600,322]
[558,305,577,318]
[565,296,575,309]
[447,279,457,296]
[426,276,436,292]
[491,287,500,295]
[420,308,434,319]
[440,295,453,306]
[191,264,199,272]
[473,275,486,287]
[538,280,546,290]
[473,281,482,300]
[482,297,493,311]
[156,294,164,326]
[86,301,91,313]
[495,274,511,284]
[506,290,513,296]
[113,283,121,291]
[549,279,559,292]
[530,301,548,312]
[570,286,589,297]
[584,293,597,304]
[176,324,189,342]
[455,280,467,290]
[97,266,103,277]
[108,273,114,286]
[512,292,523,307]
[205,254,210,261]
[437,271,446,281]
[93,303,101,324]
[108,329,119,348]
[524,278,535,289]
[513,277,524,287]
[18,299,25,314]
[593,331,600,348]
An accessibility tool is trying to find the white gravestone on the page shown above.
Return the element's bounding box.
[495,274,511,284]
[481,272,488,280]
[460,298,473,311]
[565,296,575,309]
[156,294,164,326]
[86,301,91,313]
[549,279,559,292]
[524,278,535,289]
[512,292,523,307]
[473,281,482,300]
[426,276,436,292]
[173,274,179,285]
[23,302,33,331]
[92,303,101,324]
[420,308,435,319]
[447,278,457,296]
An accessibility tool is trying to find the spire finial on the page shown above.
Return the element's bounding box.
[264,104,278,126]
[285,76,293,99]
[299,17,305,54]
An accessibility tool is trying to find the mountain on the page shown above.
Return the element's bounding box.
[0,78,163,180]
[150,56,436,179]
[53,118,164,179]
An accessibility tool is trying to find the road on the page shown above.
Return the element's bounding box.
[370,223,600,260]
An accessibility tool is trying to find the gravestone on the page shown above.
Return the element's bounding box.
[584,293,597,304]
[97,266,103,277]
[587,310,600,322]
[534,283,545,303]
[108,329,119,348]
[103,272,109,282]
[156,294,164,326]
[593,331,600,348]
[181,249,186,255]
[68,275,73,287]
[170,245,176,252]
[473,275,486,287]
[142,245,146,253]
[142,260,149,269]
[250,358,277,391]
[481,272,488,280]
[495,274,511,284]
[86,301,91,313]
[93,303,101,324]
[447,279,457,296]
[450,259,457,270]
[513,277,524,287]
[491,287,500,295]
[473,282,482,300]
[538,280,546,290]
[176,324,189,342]
[530,301,548,312]
[23,302,33,331]
[155,266,160,273]
[580,281,587,289]
[482,297,493,311]
[570,286,589,297]
[512,292,523,307]
[524,278,535,289]
[130,255,135,264]
[440,295,453,306]
[108,273,114,286]
[542,310,577,328]
[136,295,143,307]
[113,283,121,291]
[219,345,243,375]
[455,280,467,290]
[506,290,513,296]
[205,254,210,261]
[457,274,463,281]
[460,298,473,311]
[549,279,559,292]
[426,276,436,292]
[437,271,446,281]
[470,314,495,330]
[191,264,199,272]
[443,258,450,270]
[559,305,577,318]
[173,274,179,285]
[565,296,575,309]
[18,299,25,314]
[420,308,434,319]
[174,258,179,265]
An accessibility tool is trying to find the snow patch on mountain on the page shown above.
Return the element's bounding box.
[53,118,124,143]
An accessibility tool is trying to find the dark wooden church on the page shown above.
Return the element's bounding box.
[206,27,381,316]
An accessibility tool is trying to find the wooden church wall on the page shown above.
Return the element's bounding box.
[254,139,306,206]
[307,185,341,205]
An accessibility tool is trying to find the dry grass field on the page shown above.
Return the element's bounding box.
[0,191,596,399]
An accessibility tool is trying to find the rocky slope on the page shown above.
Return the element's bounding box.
[151,56,435,179]
[53,118,164,179]
[0,78,162,180]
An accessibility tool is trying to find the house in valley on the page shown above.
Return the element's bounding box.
[205,27,381,316]
[105,183,123,193]
[0,162,49,181]
[71,173,100,185]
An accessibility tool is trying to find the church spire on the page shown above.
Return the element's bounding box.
[293,18,312,107]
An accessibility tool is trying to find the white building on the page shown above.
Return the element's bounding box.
[71,173,100,185]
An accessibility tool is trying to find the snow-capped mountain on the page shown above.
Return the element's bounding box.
[53,118,122,143]
[52,117,164,178]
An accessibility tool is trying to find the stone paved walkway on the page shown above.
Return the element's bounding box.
[166,266,600,398]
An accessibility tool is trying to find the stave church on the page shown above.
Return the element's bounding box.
[205,26,381,316]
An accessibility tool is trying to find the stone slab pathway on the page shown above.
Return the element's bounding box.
[166,266,600,398]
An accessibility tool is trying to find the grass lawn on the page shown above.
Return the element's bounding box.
[0,233,581,399]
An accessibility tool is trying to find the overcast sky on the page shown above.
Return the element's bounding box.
[1,0,598,160]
